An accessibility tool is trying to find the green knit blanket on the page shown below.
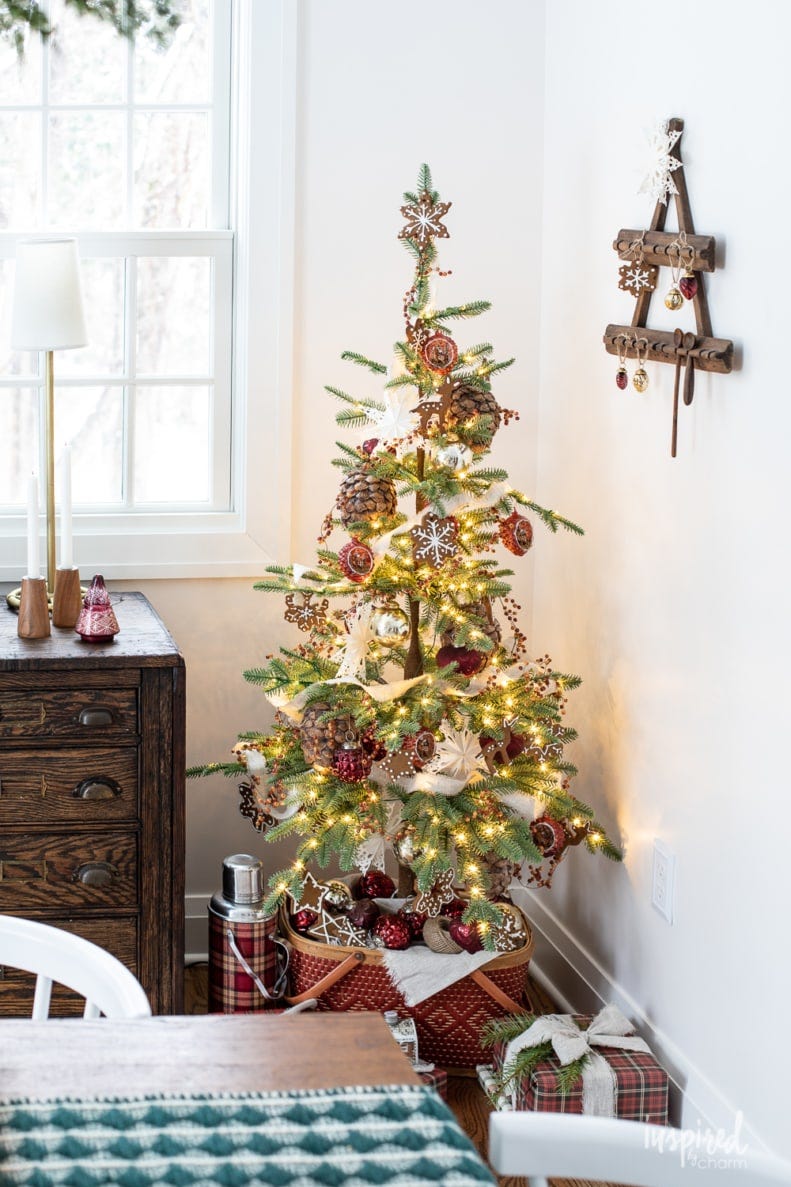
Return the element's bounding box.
[0,1083,496,1186]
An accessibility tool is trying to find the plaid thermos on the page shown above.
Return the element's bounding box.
[208,854,283,1012]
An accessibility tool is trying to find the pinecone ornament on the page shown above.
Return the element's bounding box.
[446,383,502,450]
[299,702,349,768]
[337,465,397,527]
[481,851,518,899]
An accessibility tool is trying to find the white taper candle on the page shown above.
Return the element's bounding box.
[60,446,73,569]
[27,475,39,578]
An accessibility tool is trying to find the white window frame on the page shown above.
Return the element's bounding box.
[0,0,295,579]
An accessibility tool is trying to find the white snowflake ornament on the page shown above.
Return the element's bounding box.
[638,120,682,205]
[334,601,375,681]
[426,724,487,782]
[367,389,418,446]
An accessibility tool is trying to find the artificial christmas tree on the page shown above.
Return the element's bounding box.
[191,166,620,948]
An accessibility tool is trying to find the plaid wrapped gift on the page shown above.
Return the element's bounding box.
[418,1064,449,1101]
[208,912,282,1012]
[492,1009,668,1124]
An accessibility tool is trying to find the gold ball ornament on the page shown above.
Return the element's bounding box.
[664,286,684,311]
[370,605,410,649]
[632,367,649,393]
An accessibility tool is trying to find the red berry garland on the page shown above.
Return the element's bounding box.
[499,511,533,556]
[373,914,411,950]
[361,725,387,761]
[360,870,396,899]
[338,538,375,582]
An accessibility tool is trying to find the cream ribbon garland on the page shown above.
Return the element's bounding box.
[501,1004,652,1116]
[267,674,428,722]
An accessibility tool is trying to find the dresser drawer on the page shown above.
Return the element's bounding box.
[0,831,137,911]
[0,688,138,742]
[0,916,138,1017]
[0,749,138,825]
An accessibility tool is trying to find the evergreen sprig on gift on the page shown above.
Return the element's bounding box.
[481,1013,588,1097]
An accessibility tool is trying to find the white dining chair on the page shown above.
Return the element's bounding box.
[0,914,152,1019]
[489,1111,791,1186]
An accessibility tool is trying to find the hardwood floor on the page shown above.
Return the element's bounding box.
[183,963,614,1187]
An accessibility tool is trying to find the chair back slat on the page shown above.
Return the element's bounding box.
[31,975,53,1021]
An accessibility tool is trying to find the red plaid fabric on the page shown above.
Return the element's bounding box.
[208,913,281,1012]
[493,1014,668,1125]
[417,1065,448,1101]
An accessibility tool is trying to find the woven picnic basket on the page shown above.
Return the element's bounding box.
[281,907,535,1069]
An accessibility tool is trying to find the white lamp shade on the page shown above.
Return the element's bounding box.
[11,238,87,351]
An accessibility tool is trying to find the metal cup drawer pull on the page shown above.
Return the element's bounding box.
[78,708,114,728]
[72,862,118,888]
[73,777,122,801]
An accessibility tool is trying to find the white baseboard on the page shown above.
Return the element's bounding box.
[511,886,766,1152]
[185,893,209,963]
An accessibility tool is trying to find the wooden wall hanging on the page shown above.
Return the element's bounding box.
[603,117,734,457]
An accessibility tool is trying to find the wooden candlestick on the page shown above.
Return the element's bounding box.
[17,576,51,640]
[53,567,82,628]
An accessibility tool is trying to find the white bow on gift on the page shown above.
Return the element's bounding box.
[502,1004,652,1116]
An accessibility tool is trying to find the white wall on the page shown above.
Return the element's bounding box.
[123,0,547,954]
[117,0,790,1157]
[531,0,791,1156]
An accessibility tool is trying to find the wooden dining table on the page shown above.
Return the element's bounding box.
[0,1010,420,1098]
[0,1012,497,1186]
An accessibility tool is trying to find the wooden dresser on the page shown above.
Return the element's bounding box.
[0,592,185,1015]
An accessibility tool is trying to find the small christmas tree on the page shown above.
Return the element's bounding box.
[191,166,621,940]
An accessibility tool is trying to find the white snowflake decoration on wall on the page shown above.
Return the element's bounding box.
[638,121,682,205]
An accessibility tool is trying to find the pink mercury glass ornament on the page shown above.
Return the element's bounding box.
[75,574,120,642]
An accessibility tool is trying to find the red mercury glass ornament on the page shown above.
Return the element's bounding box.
[679,270,698,300]
[615,366,629,390]
[75,575,120,642]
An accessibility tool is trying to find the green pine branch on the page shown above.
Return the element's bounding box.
[340,350,387,375]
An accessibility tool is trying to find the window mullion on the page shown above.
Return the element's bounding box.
[123,256,138,509]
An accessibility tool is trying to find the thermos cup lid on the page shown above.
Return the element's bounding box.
[222,853,264,905]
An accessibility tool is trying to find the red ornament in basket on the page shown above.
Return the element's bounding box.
[280,898,535,1068]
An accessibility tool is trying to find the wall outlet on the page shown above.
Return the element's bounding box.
[652,840,675,924]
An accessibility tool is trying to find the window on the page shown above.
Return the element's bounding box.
[0,0,250,575]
